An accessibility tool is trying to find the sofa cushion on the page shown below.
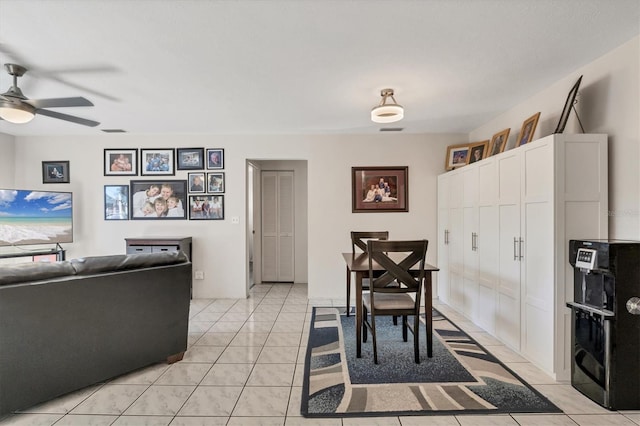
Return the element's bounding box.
[0,261,76,286]
[71,251,188,275]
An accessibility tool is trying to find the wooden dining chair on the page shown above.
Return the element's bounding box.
[362,239,428,364]
[347,231,389,316]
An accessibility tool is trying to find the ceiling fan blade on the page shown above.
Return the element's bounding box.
[35,109,100,127]
[26,97,94,109]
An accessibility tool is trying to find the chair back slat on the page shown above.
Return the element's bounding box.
[351,231,389,253]
[367,240,428,300]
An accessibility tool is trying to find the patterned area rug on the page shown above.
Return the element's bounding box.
[301,307,562,417]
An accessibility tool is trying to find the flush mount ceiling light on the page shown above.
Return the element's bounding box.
[371,88,404,123]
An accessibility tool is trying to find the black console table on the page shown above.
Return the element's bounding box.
[0,243,66,263]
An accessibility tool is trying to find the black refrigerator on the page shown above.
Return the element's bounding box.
[567,239,640,409]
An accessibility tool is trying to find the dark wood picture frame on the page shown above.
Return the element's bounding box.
[140,148,175,176]
[130,180,187,220]
[104,185,130,220]
[207,172,225,193]
[188,195,224,220]
[104,149,137,176]
[554,75,583,134]
[206,148,224,170]
[176,148,205,170]
[42,161,70,184]
[517,112,541,146]
[352,166,408,213]
[188,172,206,193]
[488,128,510,156]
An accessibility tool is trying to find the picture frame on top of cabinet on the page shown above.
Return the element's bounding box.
[445,143,469,171]
[468,140,490,164]
[517,112,541,147]
[488,128,510,156]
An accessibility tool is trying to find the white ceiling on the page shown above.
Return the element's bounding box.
[0,0,638,136]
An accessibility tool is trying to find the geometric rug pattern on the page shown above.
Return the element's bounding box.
[302,307,562,417]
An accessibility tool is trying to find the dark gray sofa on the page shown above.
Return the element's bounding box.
[0,251,192,418]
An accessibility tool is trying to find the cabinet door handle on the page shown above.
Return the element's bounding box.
[444,229,449,245]
[519,238,524,260]
[471,232,478,251]
[514,237,518,260]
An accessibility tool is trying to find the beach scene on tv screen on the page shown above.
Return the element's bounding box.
[0,189,73,246]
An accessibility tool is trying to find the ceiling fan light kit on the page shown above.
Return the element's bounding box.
[0,99,34,123]
[0,63,99,127]
[371,88,404,124]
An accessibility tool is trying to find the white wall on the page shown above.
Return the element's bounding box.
[0,133,15,186]
[470,36,640,239]
[7,132,459,300]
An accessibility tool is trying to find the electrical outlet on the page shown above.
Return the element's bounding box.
[231,216,240,224]
[194,271,204,280]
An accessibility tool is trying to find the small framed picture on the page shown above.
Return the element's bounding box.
[188,195,224,220]
[140,149,175,176]
[188,172,206,193]
[468,140,490,164]
[104,149,137,176]
[104,185,130,220]
[206,148,224,170]
[207,172,225,193]
[42,161,70,184]
[488,128,510,156]
[130,180,187,220]
[177,148,205,170]
[517,112,541,147]
[444,144,469,170]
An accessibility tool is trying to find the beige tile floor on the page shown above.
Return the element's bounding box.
[2,283,640,426]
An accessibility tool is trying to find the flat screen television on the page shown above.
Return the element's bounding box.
[0,189,73,247]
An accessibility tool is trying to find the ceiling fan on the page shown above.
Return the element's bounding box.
[0,63,100,127]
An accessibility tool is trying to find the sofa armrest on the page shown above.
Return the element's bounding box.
[0,261,76,286]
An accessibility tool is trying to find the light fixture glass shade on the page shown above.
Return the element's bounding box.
[0,101,35,124]
[371,88,404,123]
[371,104,404,123]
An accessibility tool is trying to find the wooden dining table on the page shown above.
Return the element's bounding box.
[342,252,439,359]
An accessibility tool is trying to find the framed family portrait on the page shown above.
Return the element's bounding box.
[188,172,206,193]
[468,140,490,164]
[104,185,129,220]
[207,172,225,193]
[206,148,224,170]
[176,148,205,170]
[488,128,510,156]
[42,161,70,184]
[140,148,175,176]
[104,149,137,176]
[188,195,224,220]
[130,180,187,220]
[352,166,408,213]
[445,144,469,170]
[517,112,541,147]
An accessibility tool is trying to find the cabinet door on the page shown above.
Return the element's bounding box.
[448,207,464,311]
[462,167,479,321]
[520,142,554,371]
[477,159,498,333]
[437,175,450,304]
[496,152,521,350]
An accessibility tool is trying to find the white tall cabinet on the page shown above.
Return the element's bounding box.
[437,134,608,381]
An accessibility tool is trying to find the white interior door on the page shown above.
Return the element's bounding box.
[261,170,295,282]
